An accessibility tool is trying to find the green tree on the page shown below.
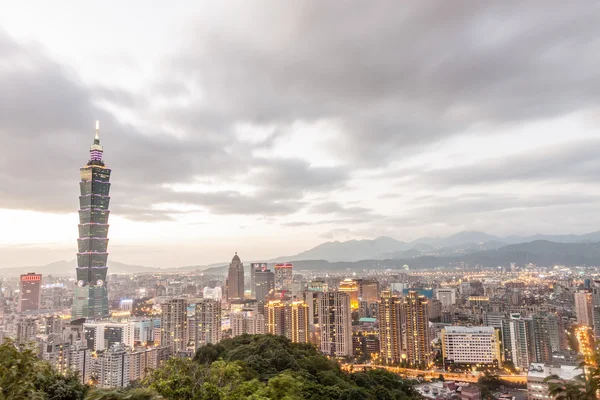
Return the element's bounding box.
[0,339,88,400]
[545,361,600,400]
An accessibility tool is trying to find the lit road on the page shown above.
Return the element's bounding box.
[348,364,527,384]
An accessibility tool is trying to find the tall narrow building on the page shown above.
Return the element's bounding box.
[195,298,222,348]
[161,298,188,355]
[227,253,244,300]
[318,292,353,357]
[403,291,431,367]
[19,273,42,313]
[72,122,111,321]
[378,291,403,364]
[274,263,293,291]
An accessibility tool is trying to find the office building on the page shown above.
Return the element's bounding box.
[318,292,353,357]
[19,273,42,313]
[250,263,267,298]
[358,279,379,303]
[72,122,111,321]
[274,263,293,291]
[404,291,431,366]
[195,298,222,348]
[227,253,245,300]
[441,326,501,368]
[435,288,456,307]
[574,290,593,327]
[378,291,403,364]
[255,269,275,301]
[161,298,187,354]
[339,279,359,310]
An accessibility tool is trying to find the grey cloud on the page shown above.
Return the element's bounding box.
[418,139,600,187]
[0,31,347,220]
[165,1,600,163]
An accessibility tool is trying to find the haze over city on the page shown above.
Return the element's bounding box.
[1,1,600,269]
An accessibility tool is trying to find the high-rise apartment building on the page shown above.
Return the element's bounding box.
[318,292,353,357]
[378,291,403,364]
[16,318,38,345]
[441,326,501,368]
[435,288,456,307]
[73,122,111,321]
[231,312,266,337]
[532,313,560,364]
[161,298,188,354]
[94,343,130,388]
[19,273,42,313]
[195,298,222,348]
[288,300,309,344]
[227,253,244,300]
[403,291,431,366]
[255,269,275,301]
[250,263,267,298]
[267,300,287,337]
[575,290,593,327]
[502,313,535,370]
[274,263,293,291]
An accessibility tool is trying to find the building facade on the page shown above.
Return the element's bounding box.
[195,298,222,348]
[274,263,293,291]
[227,253,245,300]
[441,326,501,368]
[19,273,42,313]
[73,122,111,321]
[161,298,187,354]
[318,292,353,357]
[378,291,403,364]
[404,291,431,366]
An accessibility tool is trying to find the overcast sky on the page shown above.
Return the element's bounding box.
[1,1,600,268]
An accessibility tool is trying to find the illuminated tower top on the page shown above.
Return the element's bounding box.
[89,120,104,165]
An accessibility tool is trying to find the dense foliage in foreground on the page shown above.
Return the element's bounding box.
[0,335,416,399]
[144,334,416,399]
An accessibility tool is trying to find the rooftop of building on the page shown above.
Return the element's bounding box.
[443,326,495,334]
[527,363,580,381]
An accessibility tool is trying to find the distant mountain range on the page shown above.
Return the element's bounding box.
[3,230,600,277]
[272,230,600,262]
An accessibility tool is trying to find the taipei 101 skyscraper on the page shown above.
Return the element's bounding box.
[72,121,111,321]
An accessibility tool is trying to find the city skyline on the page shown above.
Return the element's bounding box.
[1,2,600,268]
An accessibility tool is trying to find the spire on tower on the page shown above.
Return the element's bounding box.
[95,120,100,142]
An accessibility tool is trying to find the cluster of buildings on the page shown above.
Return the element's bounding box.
[0,124,597,400]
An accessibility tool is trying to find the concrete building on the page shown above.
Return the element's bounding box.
[95,343,130,388]
[195,298,222,348]
[19,273,42,313]
[339,279,359,310]
[404,291,431,366]
[254,269,275,301]
[378,291,403,364]
[231,312,265,337]
[274,263,293,291]
[160,298,187,354]
[250,263,267,298]
[227,253,244,300]
[318,292,353,357]
[527,363,579,400]
[441,326,501,369]
[502,314,535,371]
[436,288,456,307]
